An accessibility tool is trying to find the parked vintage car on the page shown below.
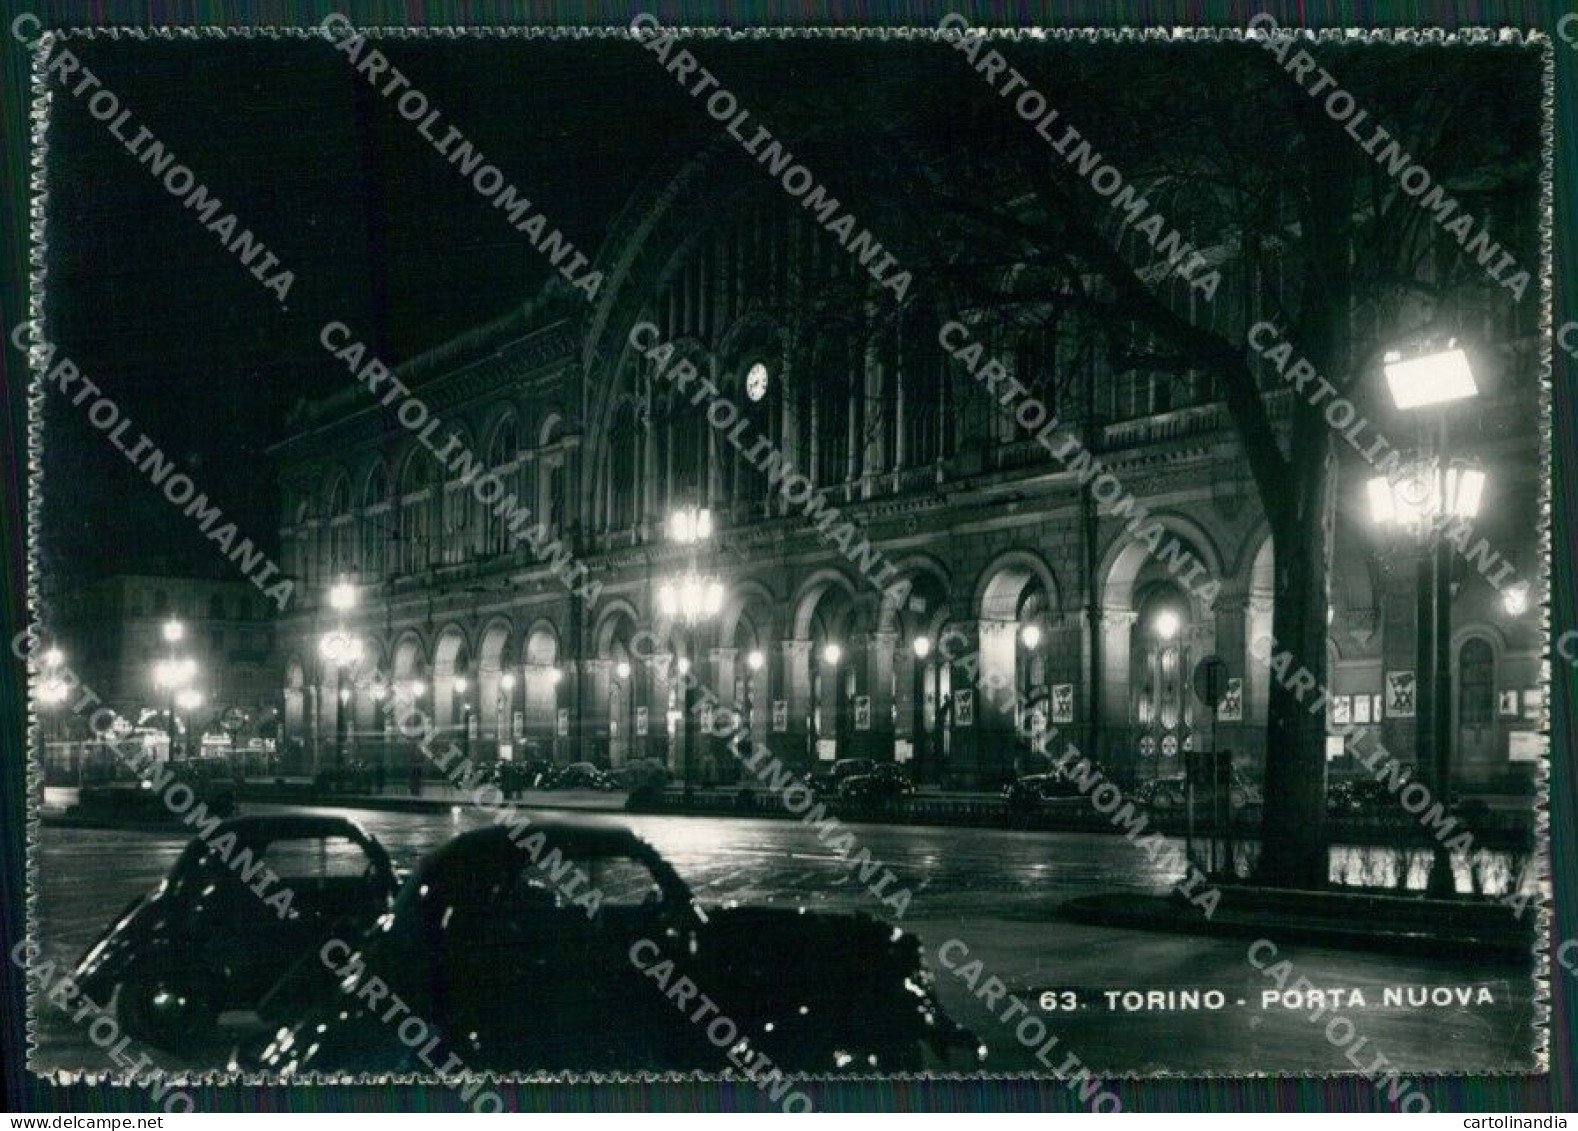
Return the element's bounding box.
[241,820,983,1074]
[836,764,914,808]
[1136,772,1261,813]
[1002,770,1083,815]
[543,761,616,791]
[71,756,238,824]
[72,815,399,1052]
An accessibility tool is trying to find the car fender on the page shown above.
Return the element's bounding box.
[72,893,165,1002]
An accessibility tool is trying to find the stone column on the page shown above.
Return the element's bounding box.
[1379,556,1422,768]
[852,630,897,761]
[708,646,738,783]
[1098,608,1139,781]
[935,622,982,788]
[584,658,613,768]
[773,640,813,772]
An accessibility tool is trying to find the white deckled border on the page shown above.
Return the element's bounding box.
[21,20,1554,1096]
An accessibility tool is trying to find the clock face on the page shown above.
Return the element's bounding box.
[746,362,769,402]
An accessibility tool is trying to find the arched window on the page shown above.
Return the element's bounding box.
[670,385,708,502]
[326,478,352,576]
[486,418,520,555]
[292,498,314,588]
[609,404,639,531]
[547,463,566,534]
[398,453,433,574]
[361,464,389,580]
[1459,638,1495,726]
[814,337,852,486]
[440,432,474,564]
[901,320,946,467]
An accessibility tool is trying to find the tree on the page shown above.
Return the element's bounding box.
[709,33,1541,886]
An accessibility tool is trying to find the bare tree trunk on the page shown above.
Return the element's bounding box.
[1256,487,1336,888]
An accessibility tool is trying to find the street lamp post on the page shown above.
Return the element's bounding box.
[911,635,931,785]
[1018,623,1042,771]
[744,650,764,765]
[819,642,843,762]
[499,672,516,760]
[159,618,188,760]
[38,648,69,778]
[613,660,632,766]
[656,504,723,790]
[175,688,204,757]
[319,581,361,775]
[1150,609,1181,783]
[1374,340,1482,897]
[456,675,473,767]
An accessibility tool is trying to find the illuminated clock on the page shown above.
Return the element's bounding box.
[746,361,769,402]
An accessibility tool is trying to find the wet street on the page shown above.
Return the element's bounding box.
[30,802,1535,1077]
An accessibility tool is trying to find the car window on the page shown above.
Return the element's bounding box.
[500,851,666,913]
[262,835,375,881]
[586,856,667,907]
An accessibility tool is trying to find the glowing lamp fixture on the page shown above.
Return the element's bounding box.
[746,650,765,673]
[174,688,204,712]
[822,643,843,666]
[501,672,517,691]
[548,667,563,685]
[154,657,198,689]
[1152,609,1181,641]
[668,505,714,545]
[1381,343,1478,411]
[38,676,69,706]
[454,676,468,694]
[43,647,64,669]
[162,618,185,645]
[319,630,364,667]
[1367,460,1485,534]
[657,573,725,624]
[1502,582,1530,618]
[676,657,692,676]
[912,635,932,660]
[328,580,358,612]
[1020,624,1042,650]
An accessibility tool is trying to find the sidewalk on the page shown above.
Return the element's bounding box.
[1060,886,1533,962]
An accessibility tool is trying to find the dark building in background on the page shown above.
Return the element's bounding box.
[272,149,1543,793]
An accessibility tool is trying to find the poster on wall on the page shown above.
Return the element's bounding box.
[854,696,872,730]
[1353,694,1372,724]
[512,710,524,740]
[635,706,649,737]
[1050,684,1075,724]
[555,708,569,736]
[1385,671,1416,718]
[772,700,788,732]
[1217,677,1244,721]
[1331,695,1352,726]
[955,689,975,727]
[1508,730,1542,762]
[1499,690,1520,718]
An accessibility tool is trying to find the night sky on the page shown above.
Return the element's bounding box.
[39,34,701,586]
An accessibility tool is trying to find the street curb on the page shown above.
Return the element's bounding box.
[1059,891,1533,963]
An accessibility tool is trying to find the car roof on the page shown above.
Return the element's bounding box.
[211,814,377,844]
[422,818,653,866]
